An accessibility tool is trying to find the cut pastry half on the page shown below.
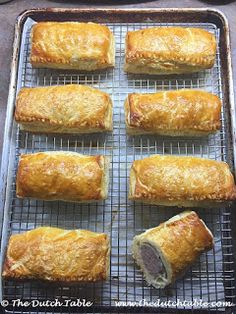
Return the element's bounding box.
[132,211,214,288]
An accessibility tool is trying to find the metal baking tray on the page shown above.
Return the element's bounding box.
[0,8,235,314]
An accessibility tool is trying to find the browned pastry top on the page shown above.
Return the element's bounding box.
[130,155,236,202]
[30,22,114,70]
[16,152,108,202]
[15,84,112,133]
[3,227,110,282]
[125,27,216,74]
[125,89,221,134]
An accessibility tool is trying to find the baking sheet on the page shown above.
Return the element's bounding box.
[0,9,235,313]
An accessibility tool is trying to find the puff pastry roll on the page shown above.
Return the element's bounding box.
[2,227,110,282]
[16,152,109,202]
[129,155,236,207]
[30,22,115,70]
[132,211,214,288]
[125,89,221,136]
[124,27,216,75]
[15,85,113,134]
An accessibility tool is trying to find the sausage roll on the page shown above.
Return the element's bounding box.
[125,89,221,136]
[16,151,109,202]
[132,211,214,288]
[3,227,110,282]
[124,27,216,75]
[15,85,113,134]
[129,155,236,207]
[30,22,115,70]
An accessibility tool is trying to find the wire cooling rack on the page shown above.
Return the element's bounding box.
[1,14,236,313]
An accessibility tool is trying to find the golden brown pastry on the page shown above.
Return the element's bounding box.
[125,89,221,136]
[132,211,214,288]
[15,85,113,134]
[129,155,236,207]
[16,151,109,202]
[2,227,110,282]
[30,22,115,70]
[124,27,216,75]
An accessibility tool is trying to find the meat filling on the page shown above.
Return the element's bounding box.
[140,244,166,279]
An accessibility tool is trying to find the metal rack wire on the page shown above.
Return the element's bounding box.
[1,17,236,312]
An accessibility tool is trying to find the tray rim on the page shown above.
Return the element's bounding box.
[0,7,235,314]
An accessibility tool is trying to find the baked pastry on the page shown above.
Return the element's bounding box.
[15,84,113,134]
[132,211,214,288]
[124,27,216,75]
[16,151,109,202]
[30,22,115,70]
[129,155,236,207]
[2,227,110,282]
[125,89,221,136]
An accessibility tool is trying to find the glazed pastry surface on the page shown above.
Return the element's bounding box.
[129,155,236,207]
[125,89,221,136]
[15,85,113,134]
[16,151,109,202]
[125,27,216,75]
[132,211,214,288]
[30,22,115,70]
[3,227,110,282]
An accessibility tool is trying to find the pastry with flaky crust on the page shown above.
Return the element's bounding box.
[124,27,216,75]
[30,22,115,70]
[2,227,110,282]
[16,151,109,202]
[125,89,221,136]
[129,155,236,207]
[15,85,113,134]
[132,211,214,288]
